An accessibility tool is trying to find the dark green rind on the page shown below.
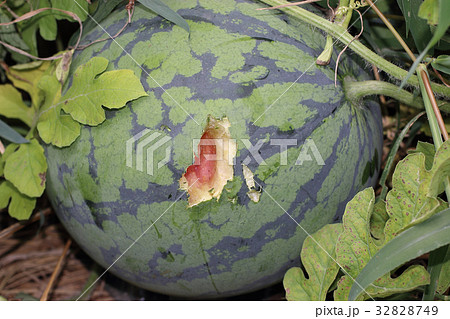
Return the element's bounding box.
[45,0,383,297]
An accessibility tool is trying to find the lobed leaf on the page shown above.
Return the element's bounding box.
[3,139,47,197]
[428,140,450,197]
[384,140,450,241]
[61,57,148,126]
[0,180,36,220]
[36,75,80,147]
[408,141,435,170]
[283,224,342,301]
[349,209,450,301]
[334,188,430,301]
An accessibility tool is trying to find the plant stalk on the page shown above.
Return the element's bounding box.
[344,79,450,112]
[417,64,450,301]
[258,0,450,97]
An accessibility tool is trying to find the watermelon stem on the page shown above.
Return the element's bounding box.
[258,0,450,98]
[343,78,450,112]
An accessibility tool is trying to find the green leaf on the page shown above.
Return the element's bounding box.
[283,224,342,301]
[408,141,435,170]
[369,201,389,242]
[384,145,448,241]
[138,0,190,33]
[36,75,80,147]
[0,180,36,220]
[400,0,450,89]
[428,139,450,197]
[51,0,89,21]
[431,55,450,75]
[61,57,148,125]
[0,12,30,63]
[379,112,425,201]
[396,0,433,52]
[0,84,34,126]
[334,188,430,301]
[437,247,450,294]
[3,139,47,197]
[348,209,450,301]
[0,143,19,176]
[419,0,439,25]
[0,118,29,144]
[36,0,58,41]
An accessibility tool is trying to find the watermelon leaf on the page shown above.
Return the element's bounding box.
[334,188,430,301]
[283,224,342,301]
[348,209,450,301]
[0,180,36,220]
[0,84,34,126]
[378,112,425,201]
[436,247,450,294]
[3,139,47,197]
[428,140,450,197]
[36,75,80,147]
[0,144,19,177]
[384,140,450,241]
[408,141,435,170]
[61,57,148,125]
[138,0,190,33]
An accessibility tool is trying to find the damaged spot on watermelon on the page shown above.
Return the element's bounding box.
[180,115,237,207]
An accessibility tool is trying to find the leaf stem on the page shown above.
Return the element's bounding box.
[258,0,450,97]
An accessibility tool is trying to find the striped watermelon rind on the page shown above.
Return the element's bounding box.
[45,0,383,297]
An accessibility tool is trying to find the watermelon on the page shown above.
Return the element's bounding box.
[45,0,383,298]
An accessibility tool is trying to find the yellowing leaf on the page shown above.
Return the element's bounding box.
[7,61,52,109]
[334,188,429,301]
[37,75,80,147]
[0,84,34,126]
[283,224,342,300]
[62,57,148,125]
[385,141,450,241]
[0,180,36,220]
[4,139,47,197]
